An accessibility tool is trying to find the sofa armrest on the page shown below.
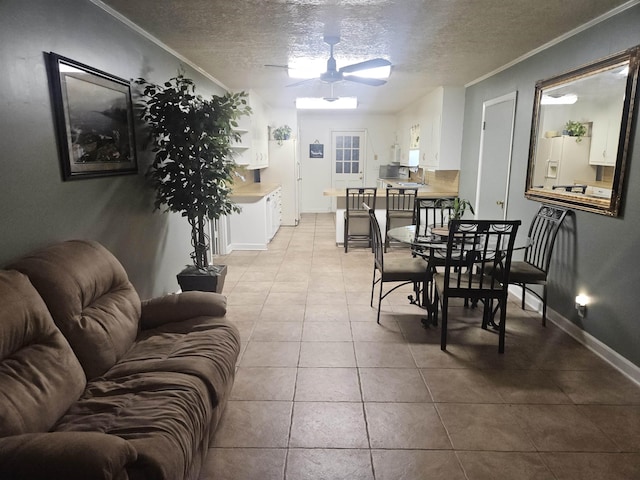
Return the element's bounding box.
[0,432,137,480]
[140,291,227,330]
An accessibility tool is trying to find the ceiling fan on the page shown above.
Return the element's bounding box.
[268,36,391,88]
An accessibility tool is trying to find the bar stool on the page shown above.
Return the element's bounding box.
[344,187,377,252]
[385,188,417,252]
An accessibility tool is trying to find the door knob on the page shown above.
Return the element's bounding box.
[496,200,505,208]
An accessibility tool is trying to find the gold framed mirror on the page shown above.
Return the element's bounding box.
[525,45,640,216]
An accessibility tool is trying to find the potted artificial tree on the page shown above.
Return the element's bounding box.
[135,73,251,293]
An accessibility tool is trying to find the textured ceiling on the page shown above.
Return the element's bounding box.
[100,0,630,113]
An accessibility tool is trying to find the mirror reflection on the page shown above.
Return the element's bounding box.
[526,46,639,216]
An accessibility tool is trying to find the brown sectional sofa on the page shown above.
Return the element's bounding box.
[0,240,240,480]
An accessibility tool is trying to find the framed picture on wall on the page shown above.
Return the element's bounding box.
[46,52,138,180]
[309,142,324,158]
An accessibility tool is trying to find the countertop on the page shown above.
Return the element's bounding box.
[231,182,281,200]
[323,180,457,199]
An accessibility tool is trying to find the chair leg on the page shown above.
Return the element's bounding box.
[377,277,384,325]
[440,295,448,351]
[498,298,507,353]
[384,219,389,253]
[481,298,490,329]
[521,283,526,310]
[370,268,376,308]
[344,217,348,253]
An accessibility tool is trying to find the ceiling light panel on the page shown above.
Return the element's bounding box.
[296,97,358,109]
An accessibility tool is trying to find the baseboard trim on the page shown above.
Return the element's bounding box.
[508,286,640,386]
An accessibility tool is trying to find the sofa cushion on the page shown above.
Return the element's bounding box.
[0,270,85,436]
[106,316,240,406]
[54,371,216,480]
[140,291,227,330]
[9,240,141,380]
[0,432,137,480]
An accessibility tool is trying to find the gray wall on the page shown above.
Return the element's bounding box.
[0,0,227,298]
[459,5,640,367]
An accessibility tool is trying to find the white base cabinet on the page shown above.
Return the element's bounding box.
[228,188,281,251]
[266,188,282,240]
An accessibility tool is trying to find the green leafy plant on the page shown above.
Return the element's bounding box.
[273,125,292,145]
[436,197,475,220]
[564,120,587,143]
[135,73,252,270]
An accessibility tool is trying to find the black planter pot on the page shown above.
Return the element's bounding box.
[176,264,227,293]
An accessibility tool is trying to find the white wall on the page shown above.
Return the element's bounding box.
[265,107,298,141]
[297,112,397,212]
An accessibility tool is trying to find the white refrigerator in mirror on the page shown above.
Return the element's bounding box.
[261,139,300,226]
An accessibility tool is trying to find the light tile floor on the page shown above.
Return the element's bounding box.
[199,213,640,480]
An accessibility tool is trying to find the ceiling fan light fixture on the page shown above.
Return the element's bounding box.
[541,93,578,105]
[296,96,358,109]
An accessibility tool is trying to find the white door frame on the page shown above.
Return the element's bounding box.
[475,91,517,219]
[330,129,367,210]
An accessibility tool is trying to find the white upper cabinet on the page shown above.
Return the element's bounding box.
[397,86,465,171]
[589,119,619,166]
[421,86,465,170]
[230,128,250,157]
[232,90,269,169]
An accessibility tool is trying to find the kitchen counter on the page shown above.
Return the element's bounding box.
[527,187,610,208]
[323,182,458,199]
[327,181,457,247]
[231,182,281,200]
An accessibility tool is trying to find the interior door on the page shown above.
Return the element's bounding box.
[475,92,517,219]
[331,131,366,192]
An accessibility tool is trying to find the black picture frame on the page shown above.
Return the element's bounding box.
[46,52,138,180]
[309,143,324,158]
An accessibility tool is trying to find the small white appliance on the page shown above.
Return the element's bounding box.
[401,149,420,167]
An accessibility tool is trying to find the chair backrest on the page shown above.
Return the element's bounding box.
[386,188,417,213]
[524,204,570,273]
[365,204,384,271]
[346,187,377,213]
[414,197,454,237]
[442,220,521,295]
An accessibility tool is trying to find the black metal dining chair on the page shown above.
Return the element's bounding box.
[413,197,455,238]
[433,219,521,353]
[412,197,455,312]
[344,187,377,252]
[366,204,430,324]
[505,204,570,326]
[385,188,417,252]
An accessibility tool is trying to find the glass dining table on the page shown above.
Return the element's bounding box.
[386,224,529,328]
[386,224,457,327]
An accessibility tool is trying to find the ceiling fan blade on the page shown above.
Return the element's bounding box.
[286,78,316,88]
[339,58,391,74]
[264,64,290,69]
[343,76,387,86]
